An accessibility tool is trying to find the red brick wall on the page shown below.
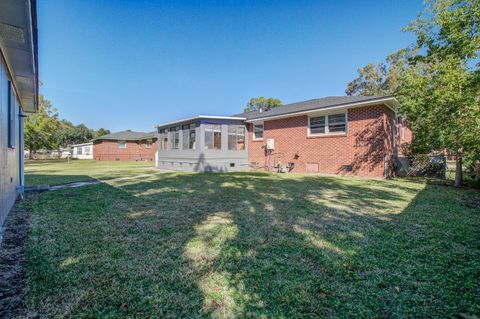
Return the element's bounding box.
[93,139,158,161]
[397,118,412,156]
[248,104,394,178]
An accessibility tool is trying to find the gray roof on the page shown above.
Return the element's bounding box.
[94,131,157,141]
[233,95,393,120]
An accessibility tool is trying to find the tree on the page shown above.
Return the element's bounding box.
[24,96,60,158]
[94,128,110,139]
[398,0,480,187]
[55,121,94,147]
[24,94,111,153]
[346,49,412,96]
[346,0,480,186]
[244,97,282,113]
[396,57,479,186]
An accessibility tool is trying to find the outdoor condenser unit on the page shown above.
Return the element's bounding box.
[266,138,275,150]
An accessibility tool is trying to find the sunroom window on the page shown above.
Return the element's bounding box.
[205,124,222,150]
[182,123,196,150]
[228,126,245,150]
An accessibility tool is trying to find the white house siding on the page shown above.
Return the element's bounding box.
[72,143,94,160]
[0,58,23,227]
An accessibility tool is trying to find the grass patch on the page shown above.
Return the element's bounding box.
[17,162,480,317]
[25,159,155,186]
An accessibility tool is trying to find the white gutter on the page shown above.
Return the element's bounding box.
[245,97,399,123]
[155,115,246,128]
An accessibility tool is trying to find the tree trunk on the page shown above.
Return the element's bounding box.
[454,153,463,187]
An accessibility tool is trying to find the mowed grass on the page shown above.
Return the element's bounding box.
[25,159,155,186]
[19,166,480,317]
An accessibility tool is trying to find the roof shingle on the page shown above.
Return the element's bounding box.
[233,95,391,120]
[94,131,157,141]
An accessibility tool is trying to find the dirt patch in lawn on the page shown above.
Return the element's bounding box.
[0,195,34,318]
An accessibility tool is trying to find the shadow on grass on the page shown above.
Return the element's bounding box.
[22,172,480,317]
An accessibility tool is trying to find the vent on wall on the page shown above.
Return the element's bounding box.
[306,163,319,173]
[340,165,353,172]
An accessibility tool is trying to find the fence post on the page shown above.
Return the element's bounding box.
[443,156,447,179]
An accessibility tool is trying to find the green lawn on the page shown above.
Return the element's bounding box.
[18,162,480,318]
[25,159,155,186]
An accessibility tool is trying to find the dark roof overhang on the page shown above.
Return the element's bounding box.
[0,0,38,113]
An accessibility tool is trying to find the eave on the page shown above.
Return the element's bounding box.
[0,0,38,113]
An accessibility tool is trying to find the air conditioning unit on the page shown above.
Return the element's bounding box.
[266,138,275,150]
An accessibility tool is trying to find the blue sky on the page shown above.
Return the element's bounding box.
[38,0,422,132]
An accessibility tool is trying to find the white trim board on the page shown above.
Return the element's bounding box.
[155,115,246,129]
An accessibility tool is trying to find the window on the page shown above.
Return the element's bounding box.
[77,146,83,155]
[309,113,347,135]
[188,124,196,149]
[118,140,127,149]
[182,123,196,150]
[309,116,326,134]
[328,114,346,133]
[253,123,264,140]
[161,129,168,150]
[170,126,180,149]
[205,124,222,150]
[7,81,15,148]
[84,146,91,155]
[228,126,245,150]
[146,139,152,149]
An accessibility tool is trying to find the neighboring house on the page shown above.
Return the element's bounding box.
[72,142,93,159]
[93,131,158,161]
[156,96,412,177]
[0,0,39,226]
[59,147,72,159]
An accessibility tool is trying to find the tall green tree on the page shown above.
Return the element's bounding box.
[244,97,282,113]
[55,121,95,147]
[399,0,480,187]
[94,128,110,139]
[346,0,480,186]
[24,96,60,158]
[346,49,412,96]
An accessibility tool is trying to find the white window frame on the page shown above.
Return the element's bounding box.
[146,138,152,149]
[161,129,168,150]
[204,124,222,150]
[308,112,348,137]
[252,122,264,141]
[228,125,246,151]
[118,140,127,149]
[171,126,180,150]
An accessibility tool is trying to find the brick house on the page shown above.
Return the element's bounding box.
[155,96,412,178]
[93,131,158,162]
